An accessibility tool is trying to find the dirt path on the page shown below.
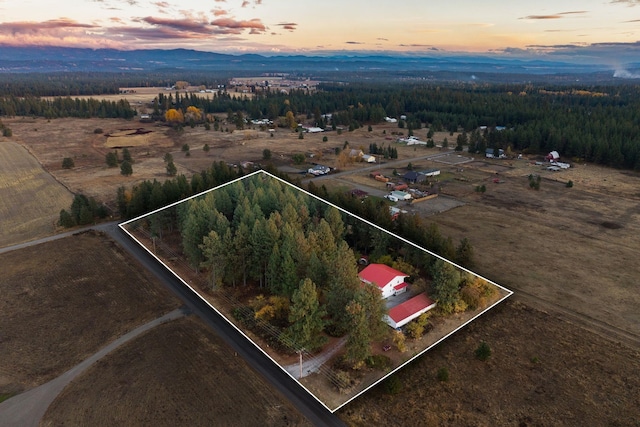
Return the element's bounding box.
[284,337,348,379]
[0,307,188,427]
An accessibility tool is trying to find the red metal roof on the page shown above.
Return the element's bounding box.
[358,263,408,289]
[388,293,436,323]
[393,282,408,291]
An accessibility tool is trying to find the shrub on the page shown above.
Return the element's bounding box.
[298,132,304,139]
[292,153,305,164]
[436,367,449,382]
[3,127,12,137]
[105,152,118,167]
[181,143,190,153]
[93,128,103,134]
[393,331,407,352]
[365,354,391,370]
[383,376,402,395]
[262,148,272,160]
[62,157,74,169]
[566,180,574,188]
[475,341,491,361]
[322,136,328,142]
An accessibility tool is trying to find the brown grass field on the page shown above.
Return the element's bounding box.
[42,316,310,427]
[2,115,640,424]
[0,231,180,394]
[0,141,74,248]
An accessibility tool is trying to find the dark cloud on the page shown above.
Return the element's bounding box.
[0,18,97,33]
[345,41,363,44]
[526,44,584,48]
[108,26,211,39]
[521,11,587,20]
[142,16,211,34]
[277,22,297,31]
[623,18,640,22]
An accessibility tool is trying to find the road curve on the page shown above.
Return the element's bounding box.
[103,223,345,427]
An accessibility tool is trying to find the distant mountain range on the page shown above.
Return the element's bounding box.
[0,45,636,83]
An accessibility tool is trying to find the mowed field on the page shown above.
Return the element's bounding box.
[0,141,73,248]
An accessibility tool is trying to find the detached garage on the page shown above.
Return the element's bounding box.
[384,293,436,329]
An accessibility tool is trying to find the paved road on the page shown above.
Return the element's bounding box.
[105,223,345,426]
[0,308,188,427]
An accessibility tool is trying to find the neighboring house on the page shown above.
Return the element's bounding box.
[362,154,376,163]
[385,293,437,329]
[359,263,409,299]
[418,168,440,178]
[403,171,426,184]
[486,148,505,158]
[384,116,398,123]
[390,190,411,201]
[349,149,364,158]
[304,126,324,133]
[308,165,330,175]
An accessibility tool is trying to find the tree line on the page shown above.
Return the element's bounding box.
[153,83,640,170]
[0,95,136,119]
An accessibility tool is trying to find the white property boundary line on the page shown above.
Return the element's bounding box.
[119,169,513,413]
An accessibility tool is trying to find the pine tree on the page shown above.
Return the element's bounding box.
[284,278,326,351]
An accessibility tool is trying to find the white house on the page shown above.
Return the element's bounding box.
[359,263,409,299]
[384,293,437,329]
[362,154,376,163]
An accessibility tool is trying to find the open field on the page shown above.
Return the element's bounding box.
[42,316,310,427]
[0,231,180,396]
[339,299,640,426]
[0,141,73,248]
[3,114,640,422]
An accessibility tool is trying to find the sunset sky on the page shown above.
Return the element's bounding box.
[1,0,640,63]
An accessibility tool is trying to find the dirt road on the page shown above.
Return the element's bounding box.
[0,308,188,427]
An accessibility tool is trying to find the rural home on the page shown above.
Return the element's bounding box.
[359,263,409,299]
[486,148,505,158]
[419,168,440,178]
[349,149,364,159]
[362,154,376,163]
[390,190,411,201]
[403,171,426,184]
[384,293,437,329]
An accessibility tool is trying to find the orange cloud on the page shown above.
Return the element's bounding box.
[212,9,228,16]
[211,17,266,33]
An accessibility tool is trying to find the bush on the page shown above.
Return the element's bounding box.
[292,153,305,164]
[383,375,402,395]
[566,180,574,188]
[436,367,449,382]
[105,152,118,168]
[322,136,328,142]
[475,341,491,361]
[262,148,272,160]
[2,127,12,137]
[62,157,74,169]
[298,132,304,139]
[93,128,103,134]
[365,354,391,370]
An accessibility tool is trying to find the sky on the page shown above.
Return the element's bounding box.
[0,0,640,64]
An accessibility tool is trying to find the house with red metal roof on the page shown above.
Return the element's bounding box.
[385,293,436,329]
[358,263,409,299]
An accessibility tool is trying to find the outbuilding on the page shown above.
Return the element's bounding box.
[384,293,437,329]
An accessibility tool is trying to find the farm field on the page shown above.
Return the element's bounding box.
[0,231,180,396]
[0,141,73,247]
[42,316,310,427]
